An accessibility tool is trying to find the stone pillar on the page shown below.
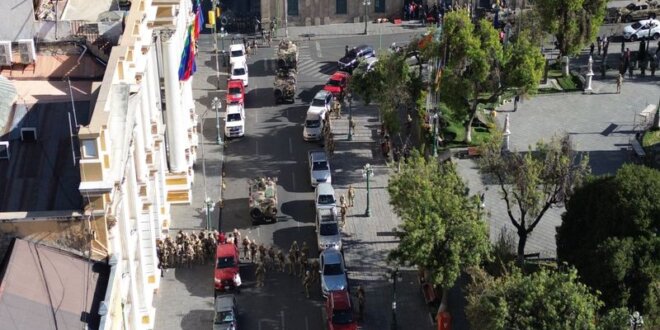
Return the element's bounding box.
[160,29,188,173]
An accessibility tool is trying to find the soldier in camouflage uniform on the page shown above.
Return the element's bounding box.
[287,248,297,275]
[255,262,266,287]
[302,271,311,298]
[267,246,276,270]
[301,241,309,258]
[348,185,356,207]
[298,252,308,277]
[250,241,258,263]
[276,249,286,272]
[242,237,251,259]
[310,259,320,283]
[340,203,348,228]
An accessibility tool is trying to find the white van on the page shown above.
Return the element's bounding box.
[229,44,246,67]
[230,62,249,87]
[224,103,245,138]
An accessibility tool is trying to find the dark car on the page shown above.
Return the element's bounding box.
[338,45,375,72]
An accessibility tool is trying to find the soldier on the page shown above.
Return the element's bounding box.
[298,252,308,277]
[333,98,342,119]
[349,117,356,134]
[255,262,266,288]
[310,259,320,283]
[326,137,335,156]
[233,228,241,248]
[348,185,356,207]
[250,241,258,263]
[301,241,309,258]
[276,249,286,272]
[340,203,348,228]
[290,241,300,261]
[339,195,346,209]
[267,246,276,270]
[287,248,297,275]
[258,244,267,262]
[357,285,366,321]
[302,271,311,298]
[242,237,251,259]
[185,244,195,268]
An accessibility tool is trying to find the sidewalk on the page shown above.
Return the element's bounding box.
[329,102,436,330]
[276,20,428,41]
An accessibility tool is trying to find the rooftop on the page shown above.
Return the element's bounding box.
[0,0,35,42]
[0,238,110,330]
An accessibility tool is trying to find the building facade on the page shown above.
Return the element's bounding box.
[261,0,406,26]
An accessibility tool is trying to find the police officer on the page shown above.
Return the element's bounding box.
[302,271,311,298]
[255,262,266,287]
[348,185,356,207]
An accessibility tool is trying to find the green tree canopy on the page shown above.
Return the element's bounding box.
[534,0,607,57]
[557,164,660,325]
[479,133,590,265]
[438,10,544,143]
[465,266,603,330]
[388,152,490,291]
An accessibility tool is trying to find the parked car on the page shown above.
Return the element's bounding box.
[229,43,246,67]
[316,207,342,251]
[214,243,241,295]
[213,294,238,330]
[303,90,332,141]
[226,79,245,105]
[338,45,375,72]
[320,248,348,297]
[230,61,249,87]
[224,103,245,138]
[308,149,332,187]
[618,2,660,23]
[315,183,337,210]
[622,19,660,40]
[323,71,351,99]
[324,289,358,330]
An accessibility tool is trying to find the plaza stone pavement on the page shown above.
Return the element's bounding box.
[456,77,660,259]
[330,102,436,330]
[275,20,428,41]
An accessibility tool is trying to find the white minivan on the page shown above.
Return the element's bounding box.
[229,43,246,67]
[230,62,249,87]
[224,103,245,138]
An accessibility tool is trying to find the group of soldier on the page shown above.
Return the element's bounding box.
[338,186,356,228]
[156,230,219,271]
[322,97,344,156]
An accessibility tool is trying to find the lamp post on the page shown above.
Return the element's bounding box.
[219,27,227,68]
[389,267,401,330]
[199,108,215,230]
[212,97,223,145]
[362,163,374,217]
[210,0,221,90]
[363,0,371,35]
[630,311,644,330]
[347,92,354,141]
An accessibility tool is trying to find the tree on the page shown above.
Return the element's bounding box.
[465,266,604,330]
[557,164,660,326]
[438,10,544,143]
[388,151,490,311]
[479,133,589,265]
[534,0,607,57]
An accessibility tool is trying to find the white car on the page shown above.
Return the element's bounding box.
[622,19,660,41]
[229,44,246,67]
[224,103,245,138]
[303,90,332,141]
[315,183,336,210]
[308,149,332,187]
[320,248,348,297]
[230,62,249,87]
[316,207,342,251]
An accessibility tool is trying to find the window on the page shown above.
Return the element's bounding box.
[336,0,347,14]
[374,0,386,13]
[287,0,298,16]
[81,139,98,158]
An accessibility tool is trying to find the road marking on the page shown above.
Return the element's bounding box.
[289,137,293,154]
[280,310,285,330]
[315,41,322,58]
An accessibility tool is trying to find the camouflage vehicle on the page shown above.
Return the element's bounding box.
[273,39,298,103]
[248,177,278,223]
[618,1,660,22]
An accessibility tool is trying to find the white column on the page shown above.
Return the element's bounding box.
[134,102,148,183]
[161,30,187,173]
[181,79,195,165]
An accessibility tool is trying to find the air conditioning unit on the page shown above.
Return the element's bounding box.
[0,41,11,66]
[17,39,36,64]
[21,127,37,142]
[0,141,9,159]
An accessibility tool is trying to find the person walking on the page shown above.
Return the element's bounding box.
[302,271,312,298]
[233,229,241,248]
[340,203,347,228]
[597,36,602,56]
[513,94,520,112]
[287,248,297,275]
[250,241,258,263]
[347,185,356,207]
[298,252,308,277]
[242,237,250,259]
[277,249,286,272]
[255,262,266,287]
[310,259,320,283]
[616,73,623,94]
[589,42,595,56]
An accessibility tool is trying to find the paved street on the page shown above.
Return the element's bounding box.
[154,23,434,330]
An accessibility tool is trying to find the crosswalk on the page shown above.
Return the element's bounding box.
[264,43,333,81]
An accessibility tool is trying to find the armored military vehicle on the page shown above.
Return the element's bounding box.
[273,39,298,103]
[248,177,278,223]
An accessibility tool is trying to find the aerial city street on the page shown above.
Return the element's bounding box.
[0,0,658,329]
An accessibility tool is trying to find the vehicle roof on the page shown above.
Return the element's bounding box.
[309,150,327,161]
[330,71,350,79]
[329,290,352,309]
[230,44,245,51]
[321,248,343,263]
[314,89,332,99]
[216,243,239,255]
[214,295,236,312]
[306,108,325,117]
[316,183,335,195]
[226,104,243,113]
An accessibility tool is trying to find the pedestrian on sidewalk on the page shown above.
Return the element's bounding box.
[514,94,520,112]
[348,185,355,207]
[616,73,623,94]
[589,42,595,56]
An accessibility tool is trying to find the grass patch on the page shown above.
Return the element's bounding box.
[555,74,583,91]
[441,116,494,148]
[547,69,563,79]
[642,129,660,147]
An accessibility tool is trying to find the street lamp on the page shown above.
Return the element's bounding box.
[630,311,644,330]
[212,97,224,145]
[220,27,228,68]
[363,0,371,35]
[347,92,354,141]
[362,163,374,217]
[388,267,402,330]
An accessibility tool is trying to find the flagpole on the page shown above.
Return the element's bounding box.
[211,0,220,89]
